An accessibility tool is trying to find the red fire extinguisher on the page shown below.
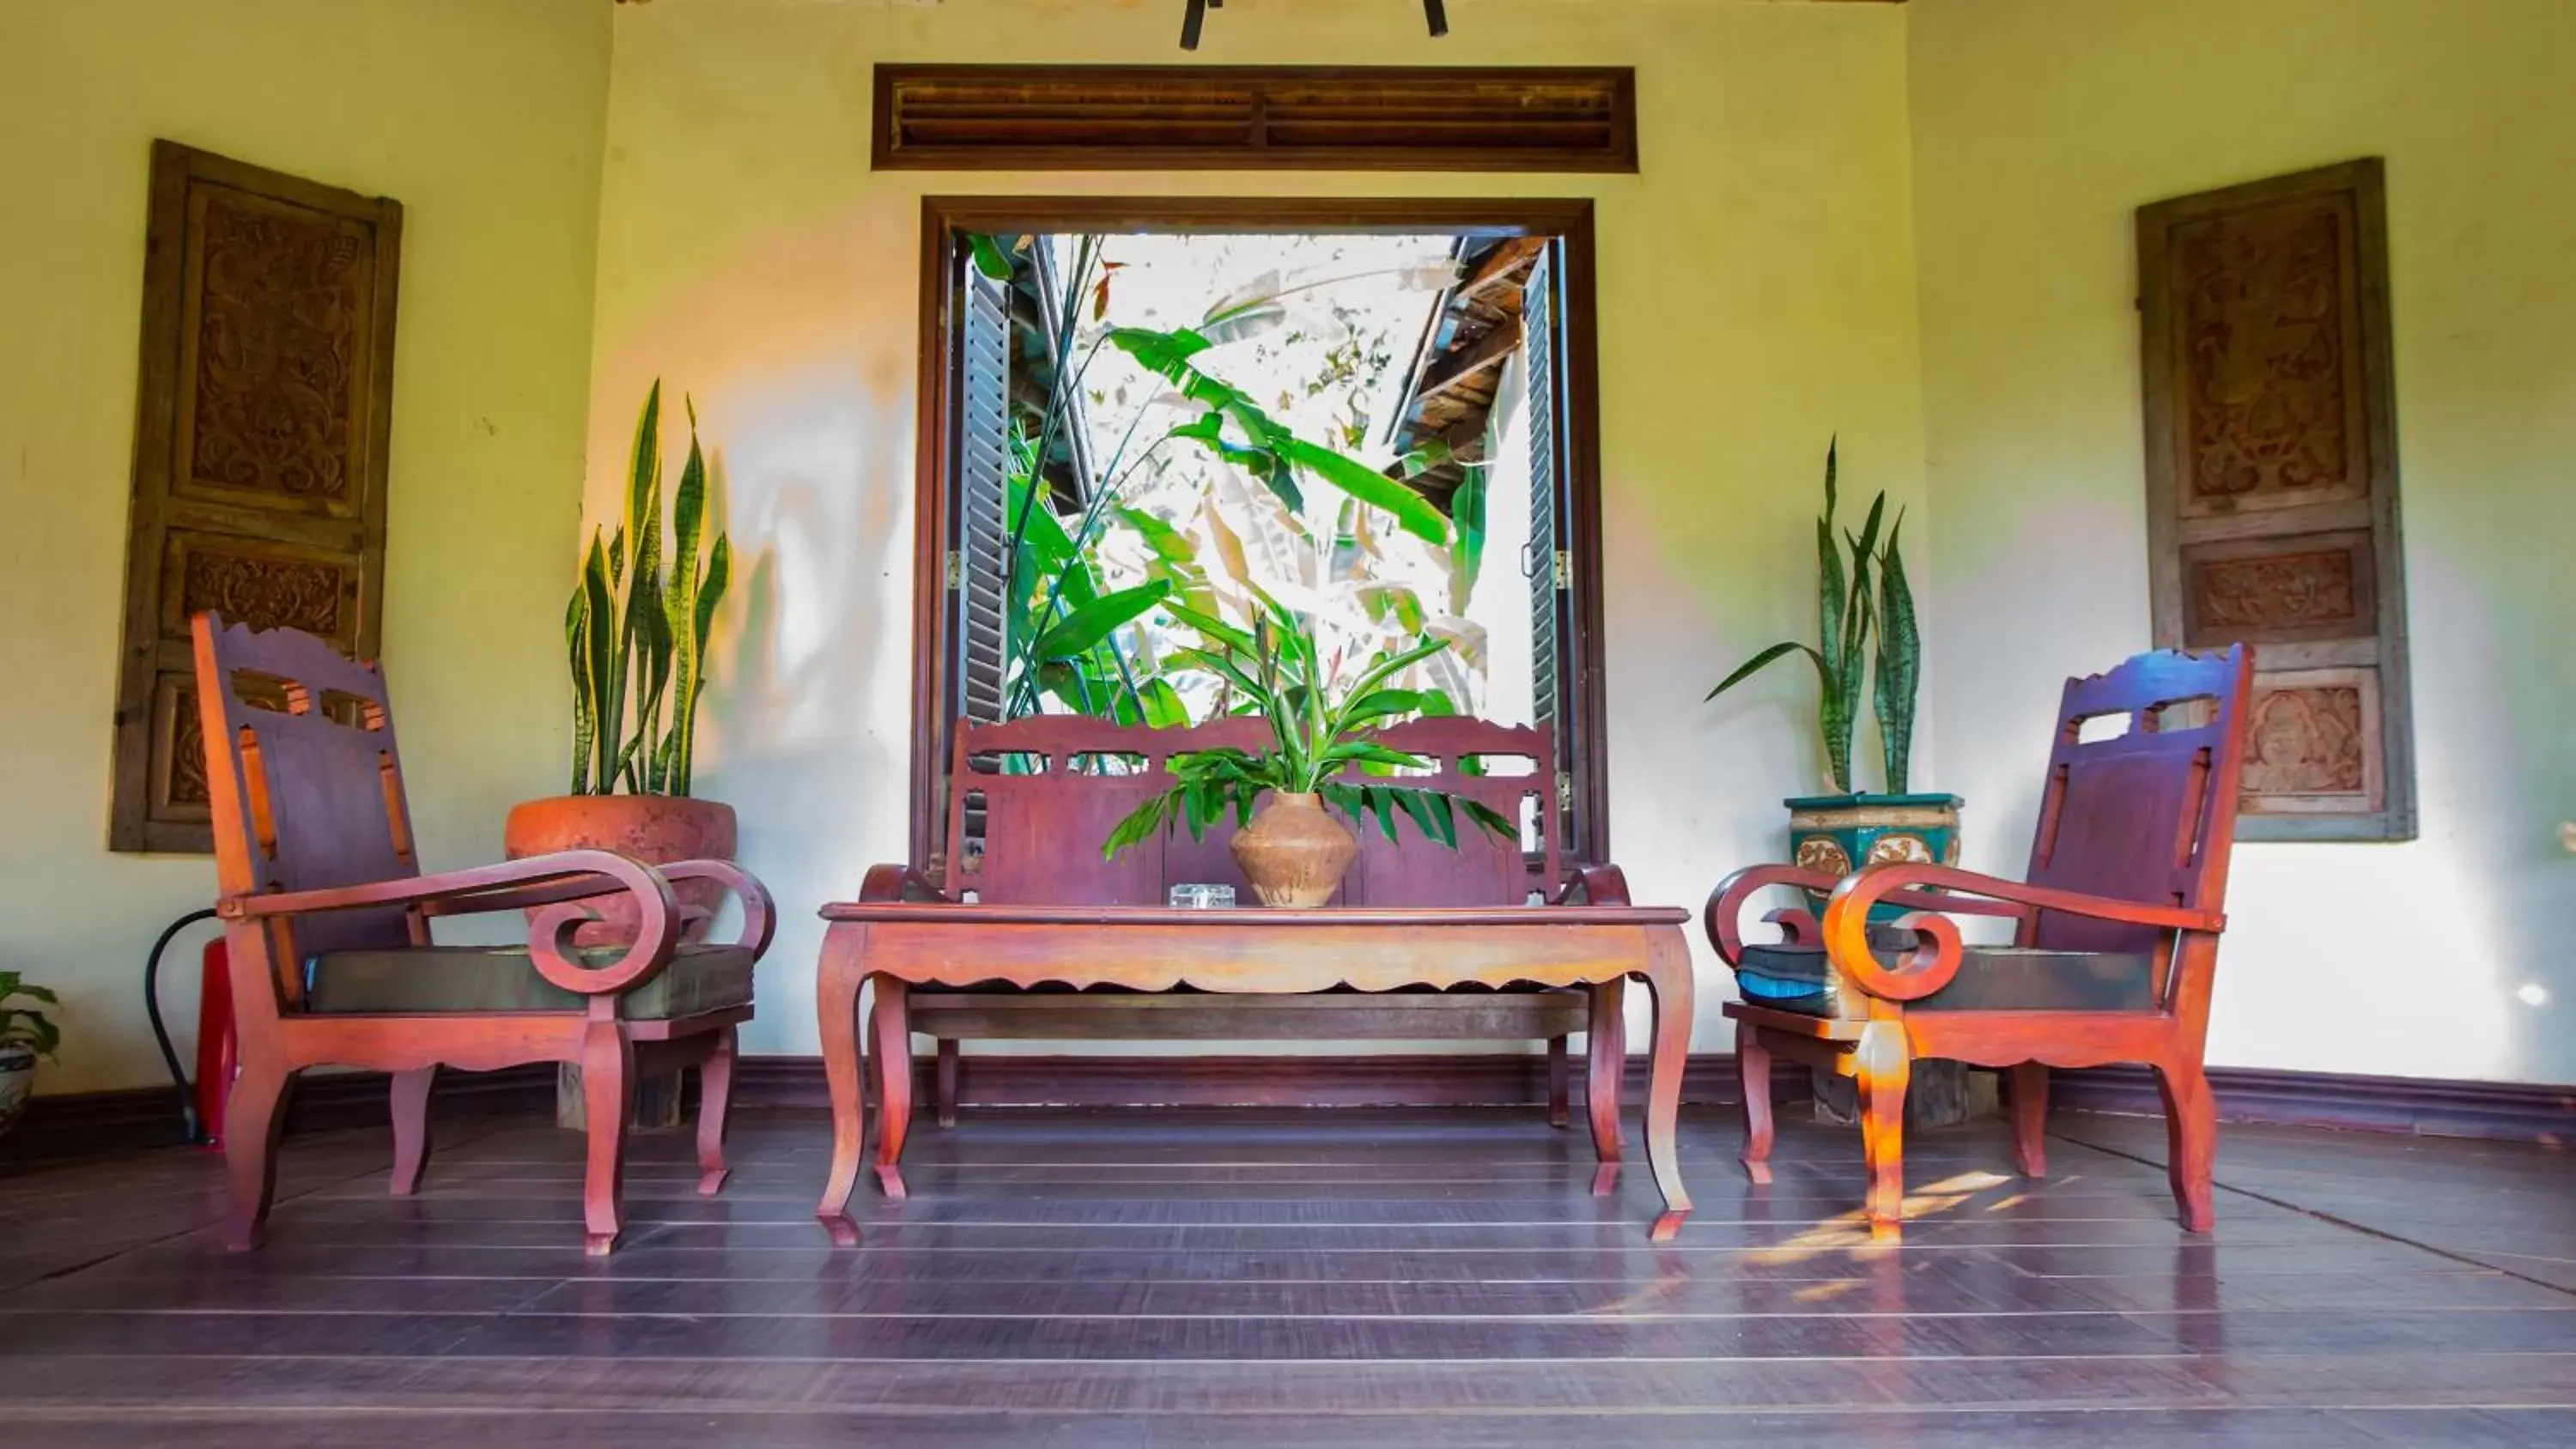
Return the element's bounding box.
[192,938,236,1150]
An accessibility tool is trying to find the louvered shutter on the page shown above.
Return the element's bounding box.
[1520,246,1570,848]
[954,259,1013,727]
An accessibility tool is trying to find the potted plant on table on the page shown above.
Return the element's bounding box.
[0,971,62,1142]
[506,381,738,938]
[1103,593,1515,906]
[1704,439,1955,888]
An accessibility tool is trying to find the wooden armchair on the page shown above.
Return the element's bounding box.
[892,715,1607,1130]
[191,613,773,1255]
[1705,646,2253,1234]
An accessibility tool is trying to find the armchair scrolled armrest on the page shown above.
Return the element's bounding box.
[219,850,683,998]
[659,858,779,957]
[1552,863,1634,906]
[856,863,956,905]
[1819,861,2227,1004]
[1704,863,2023,973]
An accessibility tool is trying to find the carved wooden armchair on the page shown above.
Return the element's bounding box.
[191,613,773,1255]
[1706,646,2253,1234]
[880,715,1613,1133]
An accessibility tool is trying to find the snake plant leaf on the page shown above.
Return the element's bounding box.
[625,383,662,573]
[581,533,617,792]
[1874,511,1920,795]
[565,585,595,794]
[1032,580,1173,663]
[665,417,707,797]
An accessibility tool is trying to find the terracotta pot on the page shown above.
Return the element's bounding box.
[1228,792,1358,908]
[504,795,738,945]
[0,1045,33,1142]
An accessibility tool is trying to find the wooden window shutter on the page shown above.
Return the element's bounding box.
[874,66,1638,174]
[110,142,402,853]
[2139,159,2415,841]
[954,259,1015,729]
[1520,246,1571,844]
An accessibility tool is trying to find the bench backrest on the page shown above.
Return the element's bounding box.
[945,716,1561,907]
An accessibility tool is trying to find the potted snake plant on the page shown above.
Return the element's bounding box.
[1705,440,1957,888]
[507,381,736,942]
[0,971,61,1142]
[1104,594,1513,906]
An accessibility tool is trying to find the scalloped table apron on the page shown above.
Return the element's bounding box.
[811,902,1696,1243]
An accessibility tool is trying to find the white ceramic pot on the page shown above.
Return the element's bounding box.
[0,1045,35,1141]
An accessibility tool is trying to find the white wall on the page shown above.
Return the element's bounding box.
[584,0,1929,1061]
[1910,0,2576,1082]
[0,0,612,1094]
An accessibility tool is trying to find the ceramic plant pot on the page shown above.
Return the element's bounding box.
[504,794,738,945]
[0,1045,35,1143]
[1785,791,1965,912]
[1229,792,1358,908]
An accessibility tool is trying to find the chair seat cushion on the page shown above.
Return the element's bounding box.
[302,943,756,1020]
[1735,935,2160,1017]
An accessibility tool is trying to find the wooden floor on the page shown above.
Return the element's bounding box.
[3,1100,2573,1446]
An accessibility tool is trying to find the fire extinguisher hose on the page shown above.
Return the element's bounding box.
[143,907,220,1145]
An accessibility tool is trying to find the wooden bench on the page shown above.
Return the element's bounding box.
[907,715,1596,1125]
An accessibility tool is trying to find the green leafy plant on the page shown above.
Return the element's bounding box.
[976,233,1472,727]
[564,381,732,796]
[1704,440,1919,794]
[1103,594,1515,858]
[0,971,61,1061]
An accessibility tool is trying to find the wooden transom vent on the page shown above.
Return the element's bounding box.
[872,66,1638,173]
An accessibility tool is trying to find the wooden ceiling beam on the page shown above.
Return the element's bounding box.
[1414,320,1523,406]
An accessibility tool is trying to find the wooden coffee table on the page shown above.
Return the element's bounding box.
[811,879,1696,1242]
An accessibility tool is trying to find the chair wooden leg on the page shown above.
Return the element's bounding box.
[2010,1063,2050,1179]
[935,1038,959,1129]
[580,1020,635,1257]
[222,1058,296,1253]
[389,1067,436,1197]
[872,978,914,1200]
[1584,979,1625,1196]
[696,1026,737,1197]
[1854,1022,1911,1237]
[1639,931,1696,1242]
[2156,1058,2218,1233]
[816,926,868,1240]
[1546,1034,1571,1129]
[1735,1019,1775,1185]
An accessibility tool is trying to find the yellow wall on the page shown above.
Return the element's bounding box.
[583,0,1928,1060]
[0,0,613,1092]
[1910,0,2576,1082]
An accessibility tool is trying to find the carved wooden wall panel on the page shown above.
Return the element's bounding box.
[110,142,401,853]
[2141,160,2413,840]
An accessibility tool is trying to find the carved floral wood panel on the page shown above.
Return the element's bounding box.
[2141,161,2413,841]
[180,190,371,508]
[110,142,400,854]
[2174,194,2369,515]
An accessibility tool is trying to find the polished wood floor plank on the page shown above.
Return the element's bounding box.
[3,1103,2572,1442]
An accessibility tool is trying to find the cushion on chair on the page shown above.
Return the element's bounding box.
[1734,930,2160,1017]
[301,943,756,1019]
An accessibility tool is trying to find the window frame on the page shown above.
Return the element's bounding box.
[908,196,1611,878]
